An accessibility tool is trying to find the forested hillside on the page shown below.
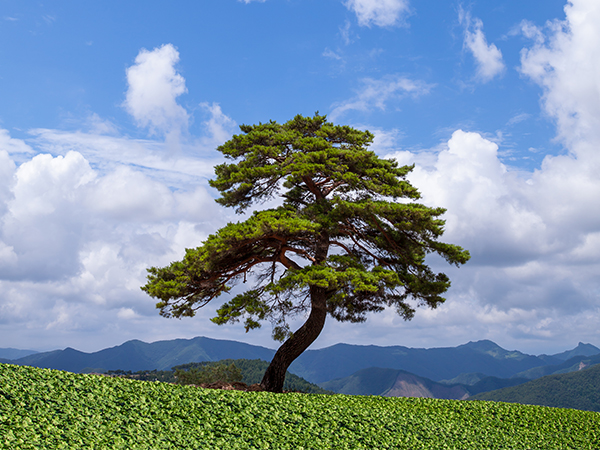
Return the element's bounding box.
[471,363,600,412]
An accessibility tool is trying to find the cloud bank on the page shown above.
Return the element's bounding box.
[378,0,600,351]
[0,1,599,355]
[0,44,240,351]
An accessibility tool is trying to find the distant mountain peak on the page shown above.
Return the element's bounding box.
[0,348,39,360]
[551,342,600,361]
[576,342,598,350]
[457,340,532,361]
[458,340,504,352]
[468,339,501,347]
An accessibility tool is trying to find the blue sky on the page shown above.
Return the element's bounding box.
[0,0,599,356]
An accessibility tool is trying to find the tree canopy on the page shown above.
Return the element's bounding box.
[142,113,470,392]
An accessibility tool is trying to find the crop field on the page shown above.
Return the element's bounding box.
[1,363,599,449]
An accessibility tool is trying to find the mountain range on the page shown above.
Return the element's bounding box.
[3,336,600,411]
[2,337,598,389]
[287,339,568,383]
[0,347,38,361]
[0,337,275,374]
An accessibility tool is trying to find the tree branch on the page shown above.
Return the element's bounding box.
[301,175,324,199]
[338,221,389,267]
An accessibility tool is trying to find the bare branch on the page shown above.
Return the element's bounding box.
[282,246,315,263]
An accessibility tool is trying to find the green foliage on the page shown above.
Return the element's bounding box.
[142,114,469,341]
[2,363,599,449]
[174,362,242,386]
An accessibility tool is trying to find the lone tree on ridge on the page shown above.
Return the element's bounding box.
[141,114,470,393]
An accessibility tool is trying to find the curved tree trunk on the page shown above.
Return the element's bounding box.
[260,286,328,392]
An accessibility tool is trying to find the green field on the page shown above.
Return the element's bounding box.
[1,363,599,449]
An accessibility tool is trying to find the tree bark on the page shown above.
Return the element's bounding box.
[260,286,328,392]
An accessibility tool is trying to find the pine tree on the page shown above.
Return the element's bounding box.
[142,114,470,392]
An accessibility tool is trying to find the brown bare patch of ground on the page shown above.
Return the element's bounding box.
[200,381,264,392]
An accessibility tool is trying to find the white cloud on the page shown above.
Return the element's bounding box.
[339,21,354,45]
[391,131,548,262]
[123,44,189,137]
[238,0,266,3]
[84,113,119,135]
[3,6,600,356]
[0,149,16,216]
[2,152,96,281]
[344,0,410,28]
[506,112,531,126]
[459,10,505,82]
[377,0,600,350]
[367,127,405,155]
[0,129,35,166]
[198,102,238,149]
[117,308,137,320]
[27,128,220,188]
[329,75,433,120]
[0,41,255,352]
[87,166,174,221]
[380,122,600,352]
[323,48,343,61]
[0,241,17,267]
[0,132,232,346]
[519,0,600,157]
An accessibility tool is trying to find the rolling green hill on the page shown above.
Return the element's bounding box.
[1,363,599,449]
[471,363,600,412]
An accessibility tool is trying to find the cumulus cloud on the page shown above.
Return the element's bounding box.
[0,133,230,348]
[459,9,505,82]
[374,1,600,351]
[519,0,600,156]
[0,44,245,351]
[381,125,600,351]
[123,44,189,137]
[2,152,96,281]
[0,149,16,214]
[329,75,433,120]
[2,3,600,356]
[344,0,410,28]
